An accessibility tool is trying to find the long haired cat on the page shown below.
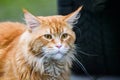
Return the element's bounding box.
[0,6,82,80]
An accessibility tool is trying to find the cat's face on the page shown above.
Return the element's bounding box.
[23,7,82,60]
[30,16,76,60]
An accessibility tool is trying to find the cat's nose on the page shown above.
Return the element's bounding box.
[56,45,62,49]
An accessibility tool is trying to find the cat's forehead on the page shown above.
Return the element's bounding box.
[37,16,66,25]
[37,16,71,34]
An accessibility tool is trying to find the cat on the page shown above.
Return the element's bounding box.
[0,6,82,80]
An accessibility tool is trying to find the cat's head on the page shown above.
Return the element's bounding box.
[22,7,82,61]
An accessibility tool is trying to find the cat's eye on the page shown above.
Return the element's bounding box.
[44,34,52,39]
[61,33,69,39]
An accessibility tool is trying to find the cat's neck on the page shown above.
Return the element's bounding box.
[14,53,70,80]
[43,58,66,76]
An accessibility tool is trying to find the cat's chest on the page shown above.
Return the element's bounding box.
[43,59,65,79]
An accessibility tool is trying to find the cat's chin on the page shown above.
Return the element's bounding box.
[51,52,65,60]
[52,53,63,60]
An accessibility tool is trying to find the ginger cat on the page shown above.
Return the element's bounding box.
[0,7,82,80]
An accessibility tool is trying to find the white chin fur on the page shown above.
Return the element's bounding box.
[52,53,64,60]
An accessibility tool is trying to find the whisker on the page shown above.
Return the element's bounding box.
[75,45,98,56]
[72,61,82,72]
[74,58,88,75]
[77,50,98,56]
[74,53,83,61]
[73,57,95,80]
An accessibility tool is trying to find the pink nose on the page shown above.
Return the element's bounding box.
[56,45,62,48]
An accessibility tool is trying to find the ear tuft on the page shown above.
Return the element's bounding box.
[23,9,40,29]
[64,6,83,26]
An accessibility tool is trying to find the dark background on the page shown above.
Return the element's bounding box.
[58,0,120,76]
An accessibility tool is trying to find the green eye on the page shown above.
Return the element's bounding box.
[61,33,68,39]
[44,34,52,39]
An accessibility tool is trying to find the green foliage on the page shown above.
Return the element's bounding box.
[0,0,57,22]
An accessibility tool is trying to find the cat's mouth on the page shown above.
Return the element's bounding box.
[51,51,66,60]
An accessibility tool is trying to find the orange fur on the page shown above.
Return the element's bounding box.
[0,7,82,80]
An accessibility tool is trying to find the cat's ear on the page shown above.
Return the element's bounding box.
[23,9,40,30]
[64,6,83,26]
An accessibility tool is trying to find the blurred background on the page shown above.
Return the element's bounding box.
[0,0,57,22]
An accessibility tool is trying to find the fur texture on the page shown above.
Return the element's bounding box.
[0,7,82,80]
